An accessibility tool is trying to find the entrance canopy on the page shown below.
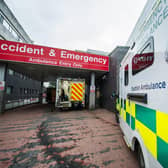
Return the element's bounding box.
[0,40,109,81]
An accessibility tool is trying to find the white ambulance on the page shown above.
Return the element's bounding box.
[116,0,168,167]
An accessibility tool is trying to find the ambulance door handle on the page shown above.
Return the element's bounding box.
[127,93,147,104]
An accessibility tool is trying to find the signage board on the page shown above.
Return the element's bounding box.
[0,81,5,91]
[0,40,109,71]
[132,52,154,75]
[90,85,95,93]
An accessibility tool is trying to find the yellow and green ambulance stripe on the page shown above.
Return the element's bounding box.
[116,98,168,168]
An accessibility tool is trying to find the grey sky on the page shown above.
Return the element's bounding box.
[5,0,147,53]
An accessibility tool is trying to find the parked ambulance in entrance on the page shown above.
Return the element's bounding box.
[116,0,168,167]
[55,78,85,109]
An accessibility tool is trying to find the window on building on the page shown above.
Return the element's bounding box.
[132,37,154,75]
[3,19,10,30]
[11,29,18,39]
[1,13,21,42]
[27,88,29,94]
[24,88,27,94]
[8,69,14,75]
[0,13,4,24]
[8,26,12,33]
[124,64,129,86]
[20,88,23,94]
[22,75,26,80]
[19,74,23,79]
[6,86,13,95]
[14,72,19,78]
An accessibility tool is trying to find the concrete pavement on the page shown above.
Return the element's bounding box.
[0,104,139,168]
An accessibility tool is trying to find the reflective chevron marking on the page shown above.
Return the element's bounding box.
[71,83,84,101]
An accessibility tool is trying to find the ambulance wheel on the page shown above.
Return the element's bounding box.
[137,145,145,168]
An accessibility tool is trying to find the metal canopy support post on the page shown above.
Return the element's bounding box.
[0,63,7,113]
[39,81,43,104]
[55,78,59,108]
[89,72,95,110]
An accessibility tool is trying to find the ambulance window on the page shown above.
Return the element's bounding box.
[124,64,129,86]
[132,37,154,75]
